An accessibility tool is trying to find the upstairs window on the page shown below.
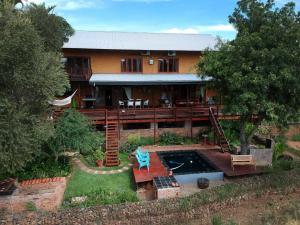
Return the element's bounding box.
[158,58,179,73]
[66,57,90,74]
[121,58,143,73]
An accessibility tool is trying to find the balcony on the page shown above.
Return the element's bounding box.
[66,67,92,81]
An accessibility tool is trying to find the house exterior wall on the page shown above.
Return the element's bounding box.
[63,49,201,74]
[119,121,209,143]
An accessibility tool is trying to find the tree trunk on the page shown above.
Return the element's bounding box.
[239,118,250,155]
[239,116,260,155]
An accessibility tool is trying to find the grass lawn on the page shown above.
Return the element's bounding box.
[80,152,131,171]
[63,168,138,208]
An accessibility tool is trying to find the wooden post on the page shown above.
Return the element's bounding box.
[154,108,156,144]
[191,106,193,139]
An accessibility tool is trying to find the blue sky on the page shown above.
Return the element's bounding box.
[27,0,299,40]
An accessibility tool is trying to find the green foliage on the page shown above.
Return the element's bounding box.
[47,109,104,160]
[24,3,74,52]
[120,134,154,153]
[25,202,37,212]
[63,169,138,208]
[159,132,185,145]
[14,156,71,181]
[198,0,300,153]
[291,134,300,142]
[0,0,72,174]
[83,149,105,167]
[272,136,287,161]
[212,215,237,225]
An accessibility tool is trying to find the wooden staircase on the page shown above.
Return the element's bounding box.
[105,122,120,167]
[209,107,231,153]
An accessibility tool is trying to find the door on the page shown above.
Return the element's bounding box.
[105,88,113,107]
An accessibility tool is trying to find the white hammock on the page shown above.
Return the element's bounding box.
[48,90,77,106]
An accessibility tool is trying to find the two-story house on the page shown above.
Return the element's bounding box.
[62,31,226,166]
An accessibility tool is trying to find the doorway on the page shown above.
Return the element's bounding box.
[105,88,113,107]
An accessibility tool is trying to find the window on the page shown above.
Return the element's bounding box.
[158,121,185,128]
[158,58,179,72]
[121,58,142,72]
[123,123,150,130]
[66,57,90,76]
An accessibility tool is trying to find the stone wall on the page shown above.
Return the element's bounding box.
[119,121,209,143]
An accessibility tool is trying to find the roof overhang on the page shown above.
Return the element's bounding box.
[89,74,211,86]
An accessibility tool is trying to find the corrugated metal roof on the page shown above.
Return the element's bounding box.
[89,74,210,85]
[63,31,217,51]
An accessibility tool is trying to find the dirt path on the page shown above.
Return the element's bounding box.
[287,141,300,150]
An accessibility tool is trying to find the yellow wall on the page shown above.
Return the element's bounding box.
[63,50,201,74]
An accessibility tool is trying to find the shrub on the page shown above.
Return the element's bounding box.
[273,136,287,161]
[120,134,154,153]
[47,109,104,161]
[14,156,71,181]
[83,148,105,167]
[159,132,184,145]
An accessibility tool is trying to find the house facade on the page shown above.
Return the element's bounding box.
[61,31,226,166]
[62,31,219,110]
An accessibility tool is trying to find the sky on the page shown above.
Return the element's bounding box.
[25,0,300,40]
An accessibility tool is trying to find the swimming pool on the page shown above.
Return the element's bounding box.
[158,151,224,184]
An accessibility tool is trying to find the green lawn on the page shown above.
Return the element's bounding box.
[63,169,138,208]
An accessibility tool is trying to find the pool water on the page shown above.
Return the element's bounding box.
[158,151,223,183]
[159,151,218,174]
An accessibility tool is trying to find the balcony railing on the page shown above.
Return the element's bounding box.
[53,106,220,124]
[65,67,92,81]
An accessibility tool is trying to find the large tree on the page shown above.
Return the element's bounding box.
[0,0,72,174]
[198,0,300,154]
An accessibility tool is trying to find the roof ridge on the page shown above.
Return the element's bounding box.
[74,30,215,37]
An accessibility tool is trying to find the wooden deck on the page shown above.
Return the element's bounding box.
[133,152,168,183]
[132,145,263,184]
[199,150,262,177]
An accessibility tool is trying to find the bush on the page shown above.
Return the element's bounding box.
[159,132,184,145]
[47,109,104,160]
[120,135,154,153]
[83,148,105,167]
[14,156,71,181]
[273,136,287,161]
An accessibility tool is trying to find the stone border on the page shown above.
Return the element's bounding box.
[72,158,133,175]
[20,177,65,187]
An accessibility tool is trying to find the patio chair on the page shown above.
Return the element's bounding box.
[136,147,150,160]
[127,99,134,108]
[135,148,150,171]
[143,99,149,108]
[135,99,142,108]
[118,100,125,108]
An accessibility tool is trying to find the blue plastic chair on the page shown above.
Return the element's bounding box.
[135,148,150,171]
[136,147,150,160]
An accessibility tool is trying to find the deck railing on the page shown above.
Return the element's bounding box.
[56,105,220,124]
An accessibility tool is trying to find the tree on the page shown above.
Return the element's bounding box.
[24,3,74,52]
[0,0,72,174]
[198,0,300,154]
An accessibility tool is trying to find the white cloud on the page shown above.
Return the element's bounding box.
[161,24,235,34]
[112,0,172,2]
[25,0,98,10]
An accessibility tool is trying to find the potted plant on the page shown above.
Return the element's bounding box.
[94,149,105,168]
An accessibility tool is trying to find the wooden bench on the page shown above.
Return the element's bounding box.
[231,155,256,171]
